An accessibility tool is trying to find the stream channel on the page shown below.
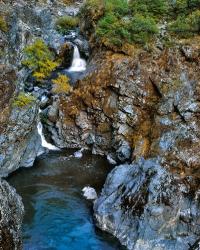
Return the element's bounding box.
[7,40,125,250]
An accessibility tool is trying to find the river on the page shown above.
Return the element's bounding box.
[8,150,125,250]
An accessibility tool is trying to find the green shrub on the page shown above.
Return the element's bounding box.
[168,0,200,15]
[130,0,168,17]
[13,92,36,108]
[169,10,200,37]
[105,0,129,17]
[82,0,200,48]
[188,0,200,8]
[0,16,8,32]
[96,13,158,46]
[96,13,130,46]
[22,39,59,81]
[130,14,158,44]
[56,16,79,34]
[95,0,159,47]
[80,0,105,18]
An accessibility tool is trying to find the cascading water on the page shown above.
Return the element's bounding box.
[37,109,59,151]
[68,45,86,72]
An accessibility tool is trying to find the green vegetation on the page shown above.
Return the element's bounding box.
[13,92,36,108]
[81,0,200,48]
[169,9,200,38]
[52,74,72,94]
[0,16,8,32]
[56,16,79,34]
[22,39,58,81]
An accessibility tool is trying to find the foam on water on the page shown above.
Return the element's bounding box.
[37,109,59,151]
[68,45,86,72]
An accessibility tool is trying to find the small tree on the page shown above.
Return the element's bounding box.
[13,92,36,108]
[56,16,79,34]
[52,74,72,94]
[169,9,200,37]
[23,39,59,81]
[0,17,8,32]
[130,14,158,44]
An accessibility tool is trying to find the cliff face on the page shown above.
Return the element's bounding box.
[51,42,200,177]
[0,0,200,249]
[0,179,24,250]
[0,0,74,247]
[0,0,83,174]
[94,159,200,250]
[46,35,200,249]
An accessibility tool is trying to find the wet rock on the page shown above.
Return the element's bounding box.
[0,103,42,177]
[74,37,90,58]
[181,45,200,62]
[107,153,117,165]
[94,159,200,250]
[82,186,97,200]
[0,179,24,249]
[116,141,131,162]
[48,101,59,123]
[53,46,200,174]
[75,111,92,130]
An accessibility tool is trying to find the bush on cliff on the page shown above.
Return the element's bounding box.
[130,0,168,17]
[52,74,72,94]
[81,0,200,48]
[13,92,36,108]
[169,9,200,37]
[22,39,58,81]
[56,16,79,34]
[0,16,8,33]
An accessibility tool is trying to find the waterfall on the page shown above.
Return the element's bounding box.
[37,109,59,151]
[68,45,86,72]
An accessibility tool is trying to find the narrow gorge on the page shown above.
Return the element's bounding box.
[0,0,200,249]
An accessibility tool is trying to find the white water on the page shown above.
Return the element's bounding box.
[82,186,97,200]
[73,148,84,158]
[37,109,59,151]
[68,45,86,72]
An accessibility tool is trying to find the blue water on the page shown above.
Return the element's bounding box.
[8,151,125,250]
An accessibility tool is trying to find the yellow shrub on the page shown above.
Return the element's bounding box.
[13,92,36,108]
[23,39,59,81]
[52,74,72,94]
[0,16,8,32]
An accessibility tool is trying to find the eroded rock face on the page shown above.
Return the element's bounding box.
[94,159,200,250]
[0,104,43,177]
[0,65,16,134]
[51,44,200,177]
[0,179,24,250]
[0,0,81,67]
[0,64,43,176]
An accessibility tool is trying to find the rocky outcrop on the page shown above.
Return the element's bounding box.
[44,37,200,249]
[94,159,200,250]
[0,65,16,134]
[0,64,43,176]
[49,43,200,175]
[0,179,24,250]
[0,0,82,67]
[0,103,43,177]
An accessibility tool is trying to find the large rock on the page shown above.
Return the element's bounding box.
[0,179,24,250]
[0,103,43,177]
[94,159,200,250]
[51,45,200,175]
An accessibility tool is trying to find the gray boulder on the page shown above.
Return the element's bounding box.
[0,179,24,249]
[94,158,200,250]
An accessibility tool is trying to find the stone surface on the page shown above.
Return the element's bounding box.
[94,159,200,250]
[50,45,200,179]
[0,179,24,250]
[0,103,42,177]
